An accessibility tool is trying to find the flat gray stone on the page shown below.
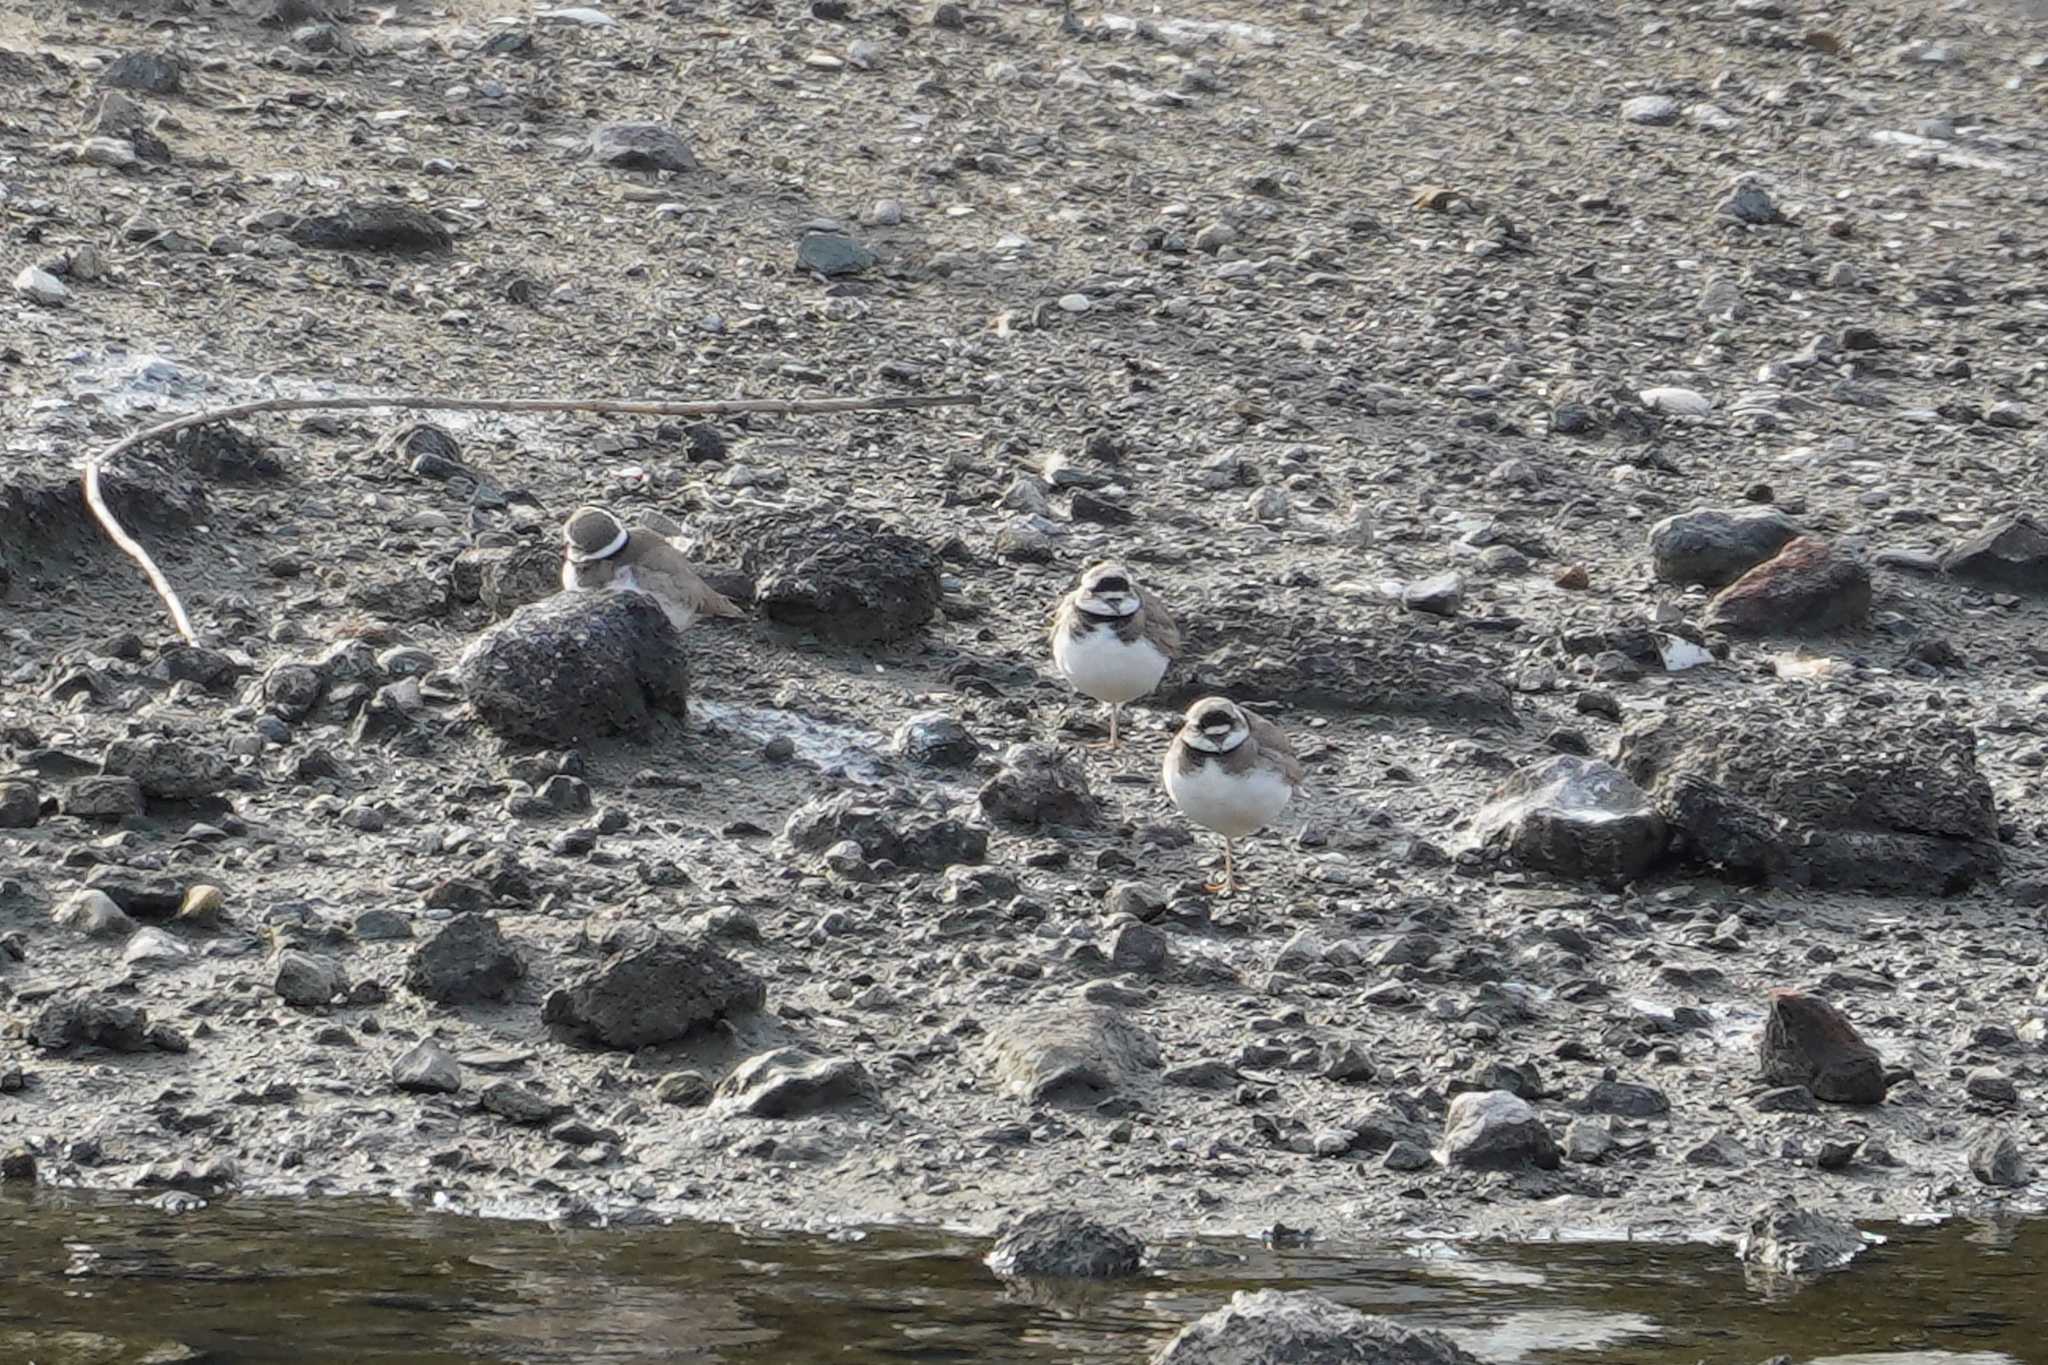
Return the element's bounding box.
[982,1004,1160,1106]
[1648,506,1803,586]
[1152,1290,1483,1365]
[1622,95,1680,125]
[796,232,878,277]
[712,1048,876,1118]
[588,121,699,173]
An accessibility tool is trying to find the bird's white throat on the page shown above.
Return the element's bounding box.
[1077,591,1139,618]
[1182,723,1248,754]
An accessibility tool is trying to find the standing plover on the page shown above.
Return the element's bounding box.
[1049,560,1180,748]
[1162,696,1303,894]
[560,506,741,631]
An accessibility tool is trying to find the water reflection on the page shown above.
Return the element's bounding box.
[0,1191,2039,1364]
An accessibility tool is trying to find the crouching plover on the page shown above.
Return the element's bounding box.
[1049,560,1180,748]
[561,505,742,631]
[1162,696,1303,894]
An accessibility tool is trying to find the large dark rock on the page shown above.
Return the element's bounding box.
[1470,756,1665,882]
[1704,536,1871,636]
[982,1004,1160,1106]
[1648,506,1803,587]
[100,51,183,93]
[456,590,689,745]
[289,202,453,254]
[542,928,764,1049]
[781,789,986,871]
[985,1209,1144,1280]
[404,913,527,1005]
[62,776,143,820]
[1942,511,2048,593]
[100,737,230,801]
[0,780,39,829]
[1152,1290,1483,1365]
[691,513,940,644]
[29,996,155,1053]
[1614,708,2000,894]
[1737,1196,1869,1276]
[476,547,561,619]
[82,866,183,917]
[260,661,326,720]
[977,743,1098,828]
[712,1048,876,1118]
[1443,1090,1560,1171]
[0,442,206,579]
[156,423,285,483]
[1758,992,1886,1104]
[150,644,245,690]
[1158,617,1514,727]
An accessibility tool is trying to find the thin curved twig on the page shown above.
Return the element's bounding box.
[81,389,981,645]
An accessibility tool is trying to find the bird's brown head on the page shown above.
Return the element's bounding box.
[564,506,629,562]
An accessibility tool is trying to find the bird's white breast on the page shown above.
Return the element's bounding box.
[1054,622,1169,705]
[1164,754,1295,838]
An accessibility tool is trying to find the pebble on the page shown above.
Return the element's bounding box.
[14,265,69,306]
[1401,572,1464,616]
[1640,386,1711,416]
[55,890,136,940]
[1720,180,1782,225]
[122,928,193,968]
[392,1040,463,1094]
[1621,95,1680,125]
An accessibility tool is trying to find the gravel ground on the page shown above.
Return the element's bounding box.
[3,0,2047,1250]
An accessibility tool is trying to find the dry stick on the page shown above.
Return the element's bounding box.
[83,389,982,646]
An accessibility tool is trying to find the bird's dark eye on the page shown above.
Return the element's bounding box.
[1092,575,1130,594]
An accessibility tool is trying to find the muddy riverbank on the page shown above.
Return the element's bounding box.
[3,0,2046,1251]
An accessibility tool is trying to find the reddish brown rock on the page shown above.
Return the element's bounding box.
[1759,991,1887,1105]
[1704,536,1870,636]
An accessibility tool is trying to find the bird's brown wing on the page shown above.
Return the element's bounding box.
[642,540,744,618]
[630,510,687,540]
[1244,710,1306,789]
[1048,591,1078,650]
[1135,583,1181,660]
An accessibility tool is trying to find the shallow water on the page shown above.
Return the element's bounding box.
[0,1192,2037,1364]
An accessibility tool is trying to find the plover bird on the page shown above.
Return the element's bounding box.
[560,505,741,631]
[1049,559,1180,748]
[1162,696,1303,894]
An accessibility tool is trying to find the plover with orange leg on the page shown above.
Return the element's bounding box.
[1162,696,1303,895]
